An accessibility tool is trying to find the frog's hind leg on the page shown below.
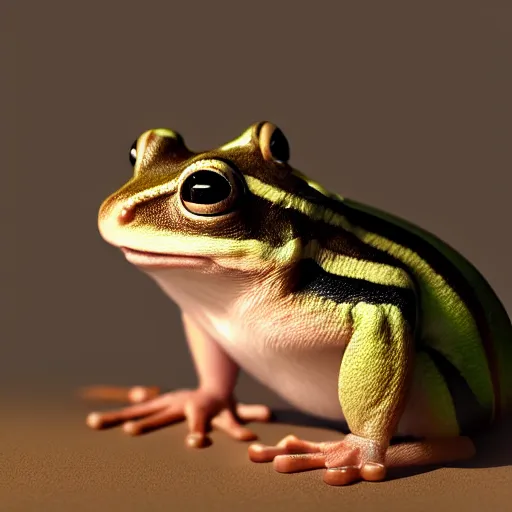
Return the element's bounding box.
[248,435,476,485]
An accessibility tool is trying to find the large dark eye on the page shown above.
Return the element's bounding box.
[180,170,235,216]
[259,122,290,164]
[129,140,138,166]
[269,128,290,163]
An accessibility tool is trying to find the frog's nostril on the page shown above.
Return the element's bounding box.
[119,205,135,224]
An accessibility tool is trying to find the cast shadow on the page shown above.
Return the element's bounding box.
[270,407,512,481]
[79,387,511,481]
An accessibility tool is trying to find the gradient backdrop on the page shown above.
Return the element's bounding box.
[4,2,512,511]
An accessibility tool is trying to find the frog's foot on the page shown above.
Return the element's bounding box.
[248,434,475,486]
[249,433,387,485]
[85,385,271,446]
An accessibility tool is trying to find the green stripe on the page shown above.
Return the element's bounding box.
[343,198,512,413]
[244,174,500,413]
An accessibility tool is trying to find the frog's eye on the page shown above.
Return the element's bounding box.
[180,169,240,216]
[129,140,138,166]
[258,122,290,164]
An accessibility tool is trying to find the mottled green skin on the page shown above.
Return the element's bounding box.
[343,197,512,424]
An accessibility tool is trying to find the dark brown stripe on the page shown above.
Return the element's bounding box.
[423,346,491,433]
[288,208,418,271]
[294,259,417,328]
[338,201,500,419]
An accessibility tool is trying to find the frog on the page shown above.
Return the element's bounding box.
[86,121,512,486]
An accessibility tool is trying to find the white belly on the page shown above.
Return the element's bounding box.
[146,266,348,422]
[146,266,437,438]
[212,320,347,423]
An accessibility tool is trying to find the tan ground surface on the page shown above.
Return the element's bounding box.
[3,390,512,512]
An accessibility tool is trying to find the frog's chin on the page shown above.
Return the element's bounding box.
[120,247,211,270]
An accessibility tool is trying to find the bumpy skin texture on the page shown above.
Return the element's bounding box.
[86,121,512,486]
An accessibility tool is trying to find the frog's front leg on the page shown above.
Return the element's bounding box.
[327,301,413,482]
[86,312,271,446]
[249,302,474,485]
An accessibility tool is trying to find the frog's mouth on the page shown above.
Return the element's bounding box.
[120,247,210,269]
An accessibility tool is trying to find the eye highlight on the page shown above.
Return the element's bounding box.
[179,167,241,216]
[129,140,138,166]
[258,122,290,164]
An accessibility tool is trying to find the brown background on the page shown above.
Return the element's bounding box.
[3,1,512,511]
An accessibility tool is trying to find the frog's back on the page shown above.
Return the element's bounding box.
[340,198,512,429]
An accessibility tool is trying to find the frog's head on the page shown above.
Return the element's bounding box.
[99,122,333,275]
